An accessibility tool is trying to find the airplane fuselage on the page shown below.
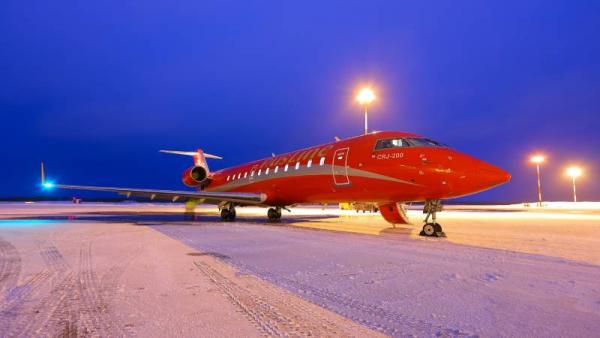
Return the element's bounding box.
[203,131,510,207]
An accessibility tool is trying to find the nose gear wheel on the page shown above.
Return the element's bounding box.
[419,200,446,237]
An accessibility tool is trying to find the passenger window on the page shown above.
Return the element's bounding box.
[374,138,406,150]
[284,164,289,172]
[295,162,300,170]
[319,157,325,166]
[244,172,247,178]
[258,169,262,176]
[227,175,230,181]
[275,166,279,173]
[266,168,270,175]
[251,170,255,177]
[307,160,312,168]
[237,173,241,179]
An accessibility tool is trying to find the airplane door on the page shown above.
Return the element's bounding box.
[332,148,350,185]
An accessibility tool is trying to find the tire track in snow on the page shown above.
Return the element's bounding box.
[0,237,22,333]
[11,243,79,337]
[194,261,379,337]
[272,276,476,337]
[9,242,140,337]
[0,237,21,293]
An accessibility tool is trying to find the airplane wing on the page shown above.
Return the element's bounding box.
[49,184,267,205]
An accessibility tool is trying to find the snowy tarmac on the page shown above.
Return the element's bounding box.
[1,202,599,337]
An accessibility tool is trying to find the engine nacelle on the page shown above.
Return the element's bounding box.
[182,166,209,187]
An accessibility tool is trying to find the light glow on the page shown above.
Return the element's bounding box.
[566,167,582,178]
[356,87,376,105]
[42,182,56,189]
[530,155,545,164]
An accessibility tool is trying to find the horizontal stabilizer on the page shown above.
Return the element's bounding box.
[160,150,222,160]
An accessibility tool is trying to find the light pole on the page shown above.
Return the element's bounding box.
[566,167,582,202]
[356,87,376,135]
[530,155,545,207]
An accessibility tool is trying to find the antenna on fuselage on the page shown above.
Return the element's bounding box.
[334,136,341,142]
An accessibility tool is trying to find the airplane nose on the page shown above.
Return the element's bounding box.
[477,163,511,187]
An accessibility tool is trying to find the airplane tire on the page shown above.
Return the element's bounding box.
[227,208,236,221]
[420,223,436,237]
[267,208,281,222]
[221,208,236,221]
[220,209,230,221]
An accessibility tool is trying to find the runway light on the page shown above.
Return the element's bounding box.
[356,87,376,135]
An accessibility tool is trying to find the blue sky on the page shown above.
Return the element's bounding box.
[1,1,599,201]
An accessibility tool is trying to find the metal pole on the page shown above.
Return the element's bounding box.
[536,164,542,207]
[364,106,368,135]
[572,176,577,202]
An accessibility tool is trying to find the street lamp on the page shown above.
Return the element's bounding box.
[356,87,376,135]
[530,155,545,207]
[566,167,582,202]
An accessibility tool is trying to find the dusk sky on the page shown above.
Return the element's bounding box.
[1,1,599,202]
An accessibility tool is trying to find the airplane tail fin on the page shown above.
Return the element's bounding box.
[160,149,222,169]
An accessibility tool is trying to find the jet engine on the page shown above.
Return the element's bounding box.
[182,166,208,187]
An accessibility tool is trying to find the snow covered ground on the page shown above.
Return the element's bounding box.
[152,222,600,337]
[1,202,599,336]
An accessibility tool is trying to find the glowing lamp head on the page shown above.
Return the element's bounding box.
[530,155,545,164]
[566,167,582,178]
[356,87,376,105]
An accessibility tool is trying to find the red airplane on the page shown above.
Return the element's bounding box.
[43,131,510,237]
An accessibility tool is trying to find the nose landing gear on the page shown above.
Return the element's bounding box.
[420,199,446,237]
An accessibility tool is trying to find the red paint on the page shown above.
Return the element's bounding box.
[378,202,410,224]
[181,167,201,187]
[197,131,510,210]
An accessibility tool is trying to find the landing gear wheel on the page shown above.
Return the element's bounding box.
[420,223,436,237]
[267,207,282,222]
[419,200,446,237]
[419,223,445,237]
[221,207,236,221]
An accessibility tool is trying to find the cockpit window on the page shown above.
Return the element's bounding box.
[374,137,447,150]
[374,138,407,150]
[406,138,445,147]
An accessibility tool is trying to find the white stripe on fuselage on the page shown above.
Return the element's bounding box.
[208,165,422,192]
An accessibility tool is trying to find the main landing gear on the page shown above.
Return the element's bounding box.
[420,199,446,237]
[220,205,286,223]
[220,205,236,221]
[267,207,282,222]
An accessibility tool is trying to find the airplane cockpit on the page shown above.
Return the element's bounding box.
[374,137,447,150]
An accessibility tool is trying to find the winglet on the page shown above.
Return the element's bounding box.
[40,161,55,189]
[41,161,46,185]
